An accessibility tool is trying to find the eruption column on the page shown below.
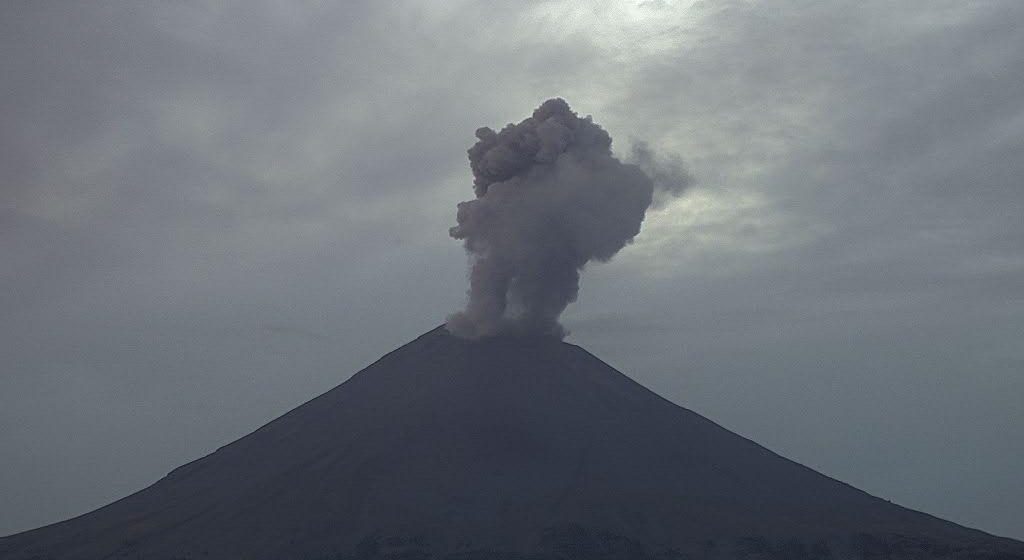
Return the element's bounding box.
[447,98,688,339]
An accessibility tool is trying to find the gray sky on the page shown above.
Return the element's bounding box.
[2,0,1022,541]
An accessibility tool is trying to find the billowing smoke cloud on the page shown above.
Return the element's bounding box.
[447,98,690,339]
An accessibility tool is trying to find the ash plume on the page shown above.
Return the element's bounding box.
[447,98,689,339]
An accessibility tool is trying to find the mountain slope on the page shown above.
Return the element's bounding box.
[3,326,1022,559]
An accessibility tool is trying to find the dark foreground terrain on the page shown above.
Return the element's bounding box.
[3,327,1022,559]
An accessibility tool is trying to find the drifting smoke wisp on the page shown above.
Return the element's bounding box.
[447,98,690,339]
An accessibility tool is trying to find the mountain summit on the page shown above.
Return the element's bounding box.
[3,326,1022,559]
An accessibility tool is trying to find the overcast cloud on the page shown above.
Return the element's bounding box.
[2,0,1022,540]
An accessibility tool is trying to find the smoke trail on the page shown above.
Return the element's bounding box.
[446,98,689,339]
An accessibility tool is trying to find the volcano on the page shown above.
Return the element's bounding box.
[3,326,1022,559]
